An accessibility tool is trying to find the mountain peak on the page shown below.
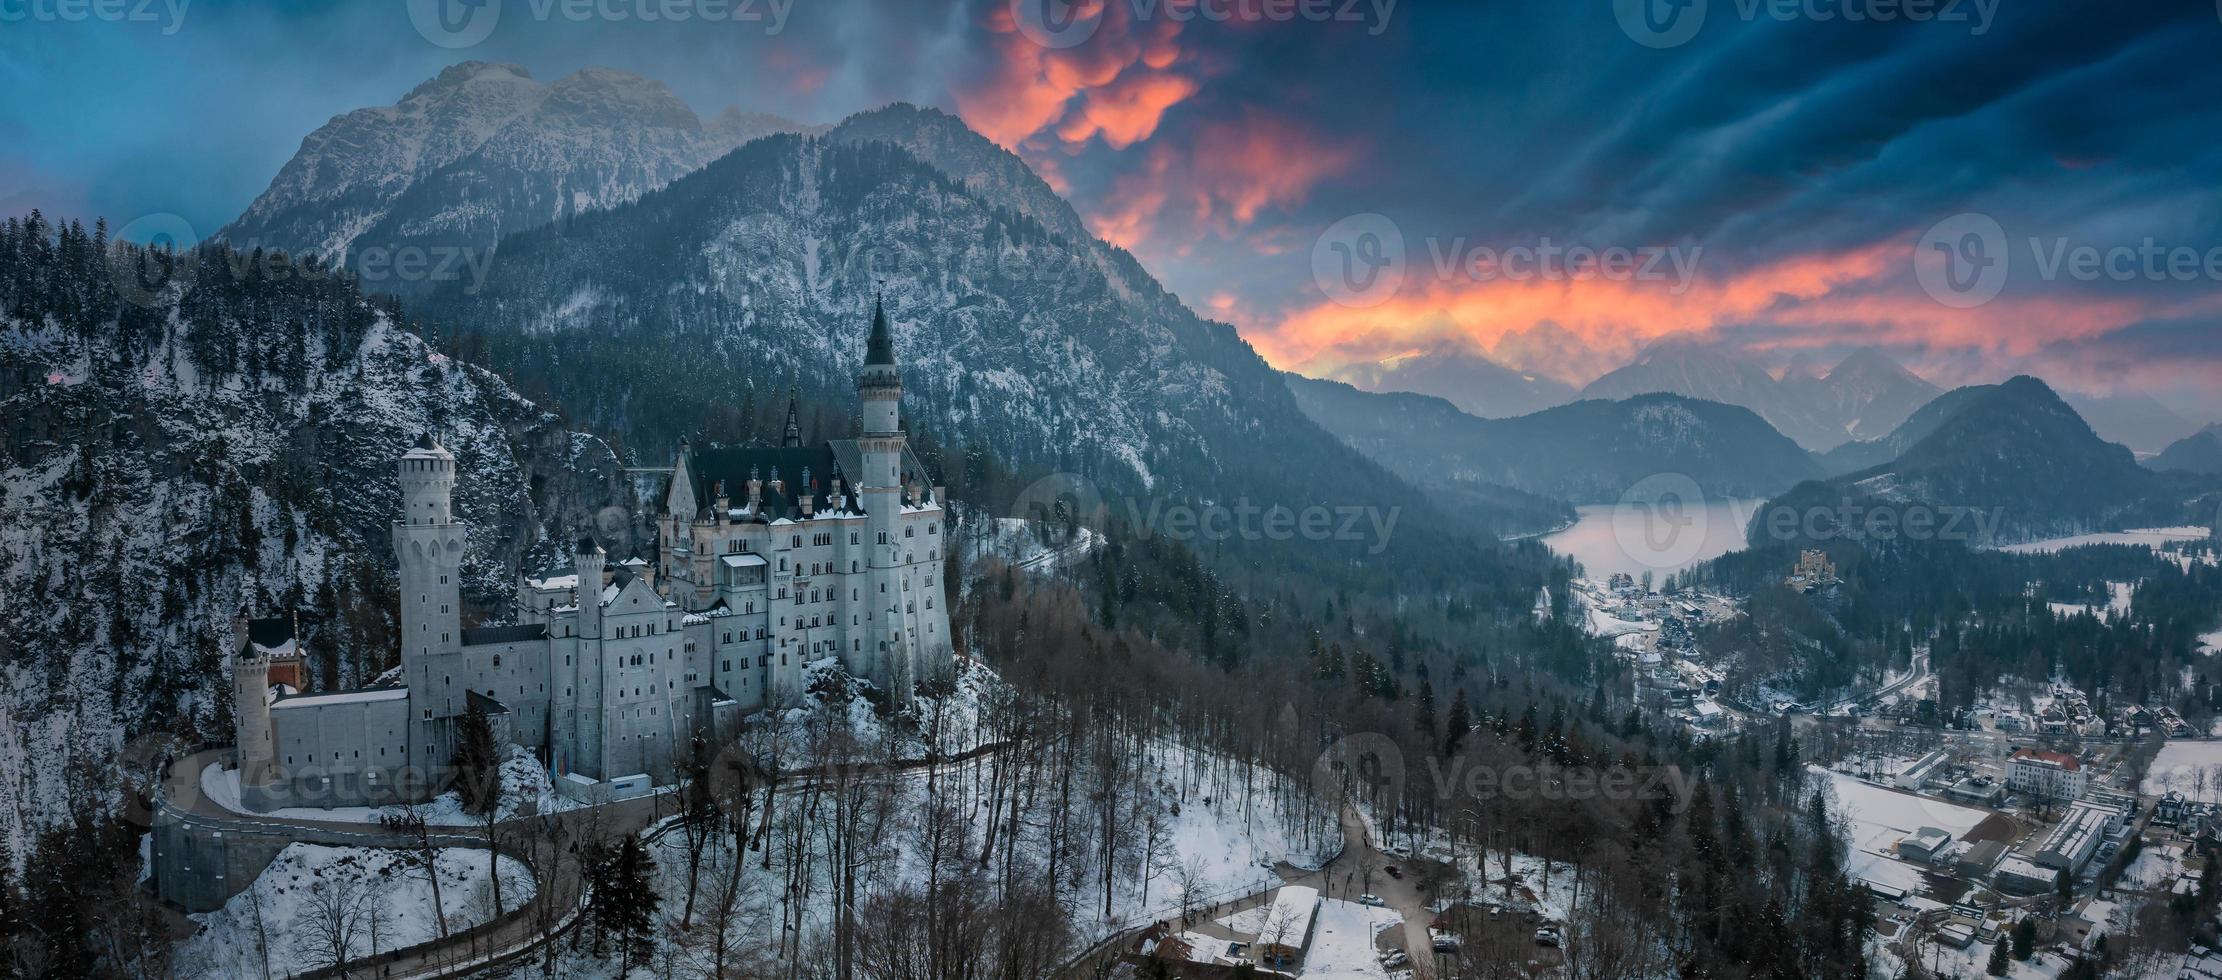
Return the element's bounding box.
[406,60,535,101]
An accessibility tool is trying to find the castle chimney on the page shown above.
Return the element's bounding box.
[714,480,730,513]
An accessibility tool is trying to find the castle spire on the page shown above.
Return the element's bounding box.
[781,387,803,448]
[865,294,896,367]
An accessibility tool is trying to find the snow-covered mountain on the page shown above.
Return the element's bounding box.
[1308,344,1575,420]
[222,62,807,289]
[1785,347,1942,443]
[427,108,1489,580]
[2061,390,2202,454]
[1286,374,1821,505]
[1580,343,1940,452]
[0,218,641,854]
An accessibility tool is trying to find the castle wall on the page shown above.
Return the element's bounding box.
[266,690,414,808]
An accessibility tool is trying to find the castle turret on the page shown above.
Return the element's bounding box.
[575,535,606,643]
[856,297,913,700]
[393,434,466,768]
[782,387,804,448]
[231,615,279,812]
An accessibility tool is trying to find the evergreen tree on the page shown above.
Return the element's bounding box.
[2011,917,2036,960]
[450,703,502,815]
[1987,938,2009,975]
[1443,688,1471,757]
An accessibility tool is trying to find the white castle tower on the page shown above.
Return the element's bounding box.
[394,433,466,768]
[230,615,279,811]
[857,297,916,701]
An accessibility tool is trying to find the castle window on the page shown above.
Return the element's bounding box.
[878,532,888,545]
[850,533,858,545]
[492,655,501,667]
[929,525,936,535]
[906,526,914,538]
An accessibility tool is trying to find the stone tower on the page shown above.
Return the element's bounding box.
[230,615,279,811]
[562,535,606,778]
[856,297,913,700]
[394,434,465,769]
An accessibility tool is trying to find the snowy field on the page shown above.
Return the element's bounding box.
[176,843,534,980]
[2140,741,2222,802]
[2046,582,2135,622]
[1817,767,1992,897]
[1300,898,1402,979]
[1998,527,2211,554]
[2200,630,2222,656]
[199,746,582,825]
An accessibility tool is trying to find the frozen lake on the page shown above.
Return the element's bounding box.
[1542,498,1761,582]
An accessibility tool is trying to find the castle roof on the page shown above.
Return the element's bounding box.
[461,622,549,647]
[865,296,896,367]
[680,439,938,523]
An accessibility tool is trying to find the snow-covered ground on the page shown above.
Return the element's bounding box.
[1816,766,1992,897]
[2200,629,2222,657]
[1300,898,1402,979]
[958,516,1097,581]
[2140,740,2222,801]
[199,746,581,825]
[176,843,535,980]
[2046,581,2135,622]
[1998,527,2211,554]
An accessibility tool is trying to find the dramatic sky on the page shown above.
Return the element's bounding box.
[5,0,2219,416]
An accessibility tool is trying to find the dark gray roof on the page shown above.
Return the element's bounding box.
[466,689,511,715]
[865,296,895,367]
[246,616,294,649]
[461,623,549,647]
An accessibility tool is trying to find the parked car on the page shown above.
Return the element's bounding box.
[1359,894,1386,907]
[1384,865,1403,879]
[1535,925,1564,947]
[1382,951,1411,969]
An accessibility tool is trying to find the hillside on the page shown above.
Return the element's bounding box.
[0,215,640,854]
[1754,377,2167,546]
[422,118,1503,584]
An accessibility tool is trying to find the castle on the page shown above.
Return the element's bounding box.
[229,302,954,811]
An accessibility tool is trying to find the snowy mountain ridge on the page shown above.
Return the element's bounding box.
[223,61,810,283]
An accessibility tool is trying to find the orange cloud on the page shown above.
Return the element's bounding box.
[958,1,1196,152]
[1089,111,1356,250]
[1257,234,2179,386]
